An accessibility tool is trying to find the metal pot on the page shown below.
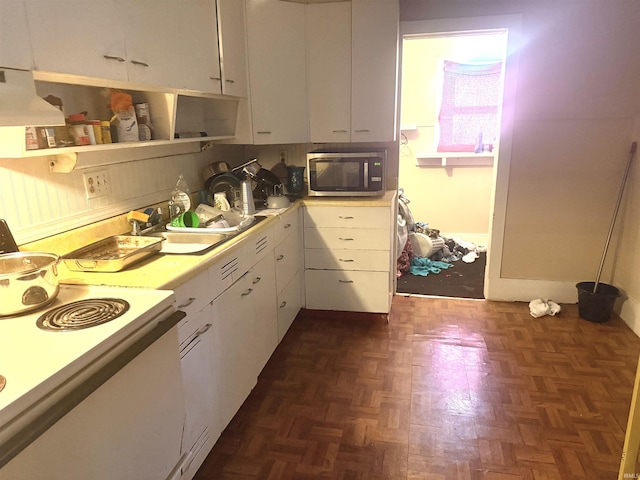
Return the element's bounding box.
[0,252,60,316]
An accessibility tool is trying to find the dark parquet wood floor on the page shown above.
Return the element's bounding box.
[194,296,640,480]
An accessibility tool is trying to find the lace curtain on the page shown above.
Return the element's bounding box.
[437,60,502,153]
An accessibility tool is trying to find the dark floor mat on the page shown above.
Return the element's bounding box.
[396,252,486,299]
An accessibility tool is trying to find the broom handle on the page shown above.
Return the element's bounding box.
[594,141,637,293]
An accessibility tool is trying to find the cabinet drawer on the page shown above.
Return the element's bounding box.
[277,271,302,342]
[305,248,389,272]
[304,227,390,250]
[274,208,301,245]
[275,234,301,294]
[174,268,210,316]
[304,206,390,229]
[304,270,390,313]
[236,227,274,278]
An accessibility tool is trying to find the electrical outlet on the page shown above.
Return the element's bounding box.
[83,169,111,199]
[279,150,287,163]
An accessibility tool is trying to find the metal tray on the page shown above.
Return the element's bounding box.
[62,235,163,272]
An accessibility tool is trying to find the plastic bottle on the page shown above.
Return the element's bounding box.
[170,174,192,217]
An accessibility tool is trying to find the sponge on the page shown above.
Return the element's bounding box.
[127,210,149,223]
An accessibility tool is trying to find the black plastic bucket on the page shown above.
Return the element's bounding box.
[576,282,620,322]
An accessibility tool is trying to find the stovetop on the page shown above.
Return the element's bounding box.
[0,284,175,427]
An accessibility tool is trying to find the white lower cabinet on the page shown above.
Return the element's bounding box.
[212,251,278,431]
[303,202,394,314]
[274,208,303,341]
[277,270,302,341]
[305,269,390,313]
[178,303,218,480]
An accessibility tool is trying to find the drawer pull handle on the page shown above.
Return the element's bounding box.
[257,131,272,134]
[338,216,354,219]
[338,279,354,284]
[241,288,254,296]
[210,76,221,81]
[354,129,371,133]
[339,258,354,262]
[276,254,285,261]
[178,297,196,308]
[253,276,261,284]
[339,237,354,241]
[103,54,125,62]
[279,301,287,308]
[332,129,348,133]
[284,223,292,229]
[225,79,235,84]
[130,59,149,67]
[196,323,213,337]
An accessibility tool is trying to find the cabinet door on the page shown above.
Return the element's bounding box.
[275,233,301,294]
[212,273,256,429]
[25,0,128,81]
[246,0,308,144]
[277,270,302,342]
[179,304,218,479]
[306,2,351,143]
[177,0,222,93]
[120,1,184,88]
[217,0,248,97]
[249,255,278,376]
[0,0,32,70]
[351,0,399,142]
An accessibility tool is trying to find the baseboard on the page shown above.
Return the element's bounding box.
[485,277,579,304]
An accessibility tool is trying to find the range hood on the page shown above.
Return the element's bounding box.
[0,68,65,127]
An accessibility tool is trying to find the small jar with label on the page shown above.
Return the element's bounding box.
[87,120,103,144]
[135,103,153,141]
[68,113,92,146]
[101,121,112,144]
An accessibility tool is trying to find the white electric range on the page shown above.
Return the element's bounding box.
[0,283,179,469]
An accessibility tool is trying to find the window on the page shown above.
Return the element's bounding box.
[436,60,502,153]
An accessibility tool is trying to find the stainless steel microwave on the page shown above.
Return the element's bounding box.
[306,149,386,197]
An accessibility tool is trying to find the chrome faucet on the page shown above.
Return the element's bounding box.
[130,207,165,235]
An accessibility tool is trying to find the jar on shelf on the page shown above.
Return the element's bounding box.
[68,113,93,146]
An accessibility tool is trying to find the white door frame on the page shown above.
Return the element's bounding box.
[400,14,523,300]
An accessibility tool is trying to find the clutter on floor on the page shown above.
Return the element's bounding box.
[396,188,486,278]
[528,298,562,318]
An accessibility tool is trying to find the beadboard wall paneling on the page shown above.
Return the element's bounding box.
[0,144,245,245]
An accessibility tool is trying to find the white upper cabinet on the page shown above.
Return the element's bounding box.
[351,0,399,142]
[217,0,248,97]
[0,0,33,70]
[306,0,399,143]
[26,1,128,82]
[176,0,221,94]
[306,2,351,143]
[245,0,308,144]
[24,0,221,91]
[120,1,184,89]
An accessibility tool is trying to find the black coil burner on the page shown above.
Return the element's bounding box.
[36,298,130,331]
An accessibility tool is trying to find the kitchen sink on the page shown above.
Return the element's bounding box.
[147,231,231,255]
[145,216,266,255]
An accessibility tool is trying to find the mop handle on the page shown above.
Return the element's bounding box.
[593,141,637,293]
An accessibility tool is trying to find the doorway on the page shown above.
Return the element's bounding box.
[396,26,510,299]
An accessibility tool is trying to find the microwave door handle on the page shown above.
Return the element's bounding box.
[363,162,369,189]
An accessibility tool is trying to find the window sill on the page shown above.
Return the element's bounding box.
[416,152,495,167]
